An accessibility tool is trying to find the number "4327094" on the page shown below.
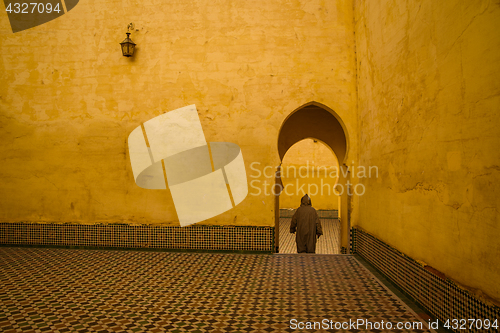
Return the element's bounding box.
[444,319,498,330]
[6,2,61,14]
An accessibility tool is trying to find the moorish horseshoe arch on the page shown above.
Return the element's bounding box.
[275,101,351,253]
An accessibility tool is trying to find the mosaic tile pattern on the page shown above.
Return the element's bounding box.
[279,209,338,219]
[278,218,340,254]
[0,247,434,332]
[352,227,500,333]
[0,223,274,253]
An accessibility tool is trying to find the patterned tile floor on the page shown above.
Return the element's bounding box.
[0,247,436,332]
[279,218,341,254]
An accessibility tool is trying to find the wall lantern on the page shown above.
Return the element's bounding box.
[120,26,136,57]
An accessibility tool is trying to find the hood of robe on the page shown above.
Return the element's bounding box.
[300,194,311,206]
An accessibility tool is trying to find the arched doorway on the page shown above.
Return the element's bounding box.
[278,138,341,253]
[274,101,350,254]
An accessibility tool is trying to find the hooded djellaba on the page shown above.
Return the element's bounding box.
[290,194,323,253]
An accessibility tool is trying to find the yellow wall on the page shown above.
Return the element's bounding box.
[355,0,500,302]
[0,0,358,226]
[1,0,498,306]
[279,139,339,210]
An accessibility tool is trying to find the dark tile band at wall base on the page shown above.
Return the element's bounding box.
[351,227,500,333]
[0,223,274,253]
[280,209,338,219]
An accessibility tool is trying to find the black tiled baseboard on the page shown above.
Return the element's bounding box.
[280,208,338,219]
[351,227,500,333]
[0,223,274,253]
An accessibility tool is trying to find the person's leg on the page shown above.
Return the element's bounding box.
[297,240,307,253]
[308,241,316,254]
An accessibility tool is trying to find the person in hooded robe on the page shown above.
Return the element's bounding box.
[290,194,323,253]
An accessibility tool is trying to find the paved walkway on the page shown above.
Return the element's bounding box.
[0,247,434,332]
[279,218,340,254]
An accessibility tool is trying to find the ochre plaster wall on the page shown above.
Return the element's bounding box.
[355,0,500,302]
[278,139,339,210]
[0,0,357,226]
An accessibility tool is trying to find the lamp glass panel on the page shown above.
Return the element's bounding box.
[121,43,126,56]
